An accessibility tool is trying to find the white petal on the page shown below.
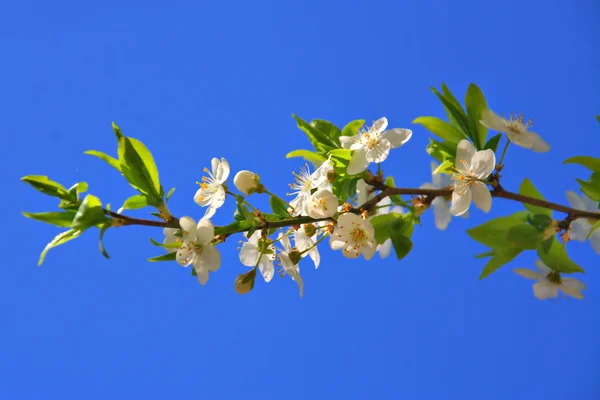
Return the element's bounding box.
[533,281,558,300]
[308,247,320,268]
[358,217,375,237]
[372,117,388,133]
[179,216,198,242]
[356,179,369,206]
[432,197,452,230]
[514,268,542,280]
[278,231,292,252]
[450,190,472,216]
[471,182,492,213]
[195,219,215,244]
[307,189,338,219]
[364,138,391,163]
[526,132,550,153]
[480,109,508,132]
[202,205,217,220]
[215,158,230,182]
[559,278,585,299]
[163,228,179,253]
[197,245,221,272]
[259,259,275,282]
[196,268,209,285]
[471,149,496,179]
[566,190,585,210]
[381,128,412,148]
[239,242,260,266]
[506,129,535,148]
[209,186,226,209]
[582,194,597,212]
[341,248,360,259]
[339,136,353,149]
[534,259,552,275]
[176,244,194,267]
[420,182,436,190]
[569,220,591,242]
[589,230,600,255]
[194,188,212,207]
[330,236,346,251]
[377,239,392,259]
[456,140,476,165]
[347,148,369,175]
[430,161,444,188]
[362,242,377,261]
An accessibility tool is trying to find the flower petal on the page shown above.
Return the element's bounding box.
[278,231,292,252]
[330,236,346,251]
[371,117,388,133]
[364,138,391,163]
[456,140,476,165]
[339,136,353,149]
[194,188,212,207]
[560,278,586,299]
[381,128,412,149]
[566,190,585,210]
[202,205,217,220]
[526,132,550,153]
[450,190,472,216]
[347,148,369,175]
[506,129,535,148]
[197,244,221,272]
[470,149,496,179]
[259,258,275,282]
[176,244,194,267]
[534,259,552,275]
[533,281,558,300]
[480,109,508,132]
[195,219,215,244]
[215,158,230,182]
[196,268,209,285]
[377,239,393,259]
[514,268,542,280]
[356,179,369,206]
[430,161,443,188]
[179,216,198,242]
[589,230,600,255]
[471,181,492,212]
[239,242,260,266]
[432,197,452,230]
[308,247,320,268]
[569,220,591,242]
[362,242,377,261]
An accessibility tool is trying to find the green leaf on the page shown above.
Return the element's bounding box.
[371,213,401,245]
[432,160,454,175]
[341,119,365,138]
[121,194,151,211]
[310,119,341,141]
[537,237,584,273]
[474,250,495,259]
[166,187,176,204]
[68,181,88,196]
[432,85,470,137]
[389,232,413,260]
[270,196,290,218]
[84,150,121,172]
[596,116,600,123]
[329,148,353,174]
[483,134,502,153]
[426,138,457,163]
[118,136,162,198]
[506,224,544,250]
[576,173,600,201]
[519,178,551,217]
[22,211,76,227]
[99,223,111,259]
[112,121,125,140]
[384,176,410,207]
[563,156,600,172]
[479,247,522,279]
[412,116,465,143]
[148,252,177,262]
[292,115,338,152]
[464,83,488,149]
[286,149,327,168]
[38,229,83,266]
[528,213,553,230]
[467,212,529,249]
[332,176,359,203]
[72,194,108,230]
[21,175,73,200]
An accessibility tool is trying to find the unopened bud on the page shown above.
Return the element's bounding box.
[234,170,261,195]
[303,223,317,237]
[289,250,302,265]
[234,268,257,295]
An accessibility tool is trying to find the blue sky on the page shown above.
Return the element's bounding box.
[2,1,599,399]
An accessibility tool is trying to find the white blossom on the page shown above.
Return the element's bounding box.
[238,231,276,282]
[194,157,230,219]
[339,117,412,175]
[450,140,495,216]
[330,212,377,260]
[277,231,304,297]
[287,159,334,217]
[294,227,320,268]
[421,161,468,230]
[162,228,180,253]
[514,260,586,300]
[176,216,221,285]
[306,188,338,219]
[480,109,549,152]
[565,191,600,255]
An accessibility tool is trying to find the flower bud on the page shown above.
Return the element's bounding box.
[234,170,261,195]
[289,250,303,266]
[303,223,317,237]
[234,268,257,295]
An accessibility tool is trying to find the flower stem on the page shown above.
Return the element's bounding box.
[299,233,329,256]
[498,139,511,167]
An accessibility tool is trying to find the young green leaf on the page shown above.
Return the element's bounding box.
[519,178,551,217]
[38,228,83,266]
[286,149,327,168]
[464,83,488,149]
[467,212,529,249]
[21,175,73,200]
[506,224,544,250]
[118,136,162,199]
[341,119,365,138]
[293,115,338,152]
[479,247,522,279]
[99,223,111,259]
[148,252,177,262]
[72,194,108,230]
[483,134,502,153]
[389,232,413,260]
[166,187,176,204]
[22,211,76,227]
[563,156,600,172]
[537,236,584,273]
[270,196,290,218]
[121,194,151,211]
[84,150,122,172]
[310,119,341,141]
[412,116,465,143]
[576,173,600,202]
[432,85,470,138]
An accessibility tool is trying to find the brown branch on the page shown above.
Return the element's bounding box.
[104,209,180,228]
